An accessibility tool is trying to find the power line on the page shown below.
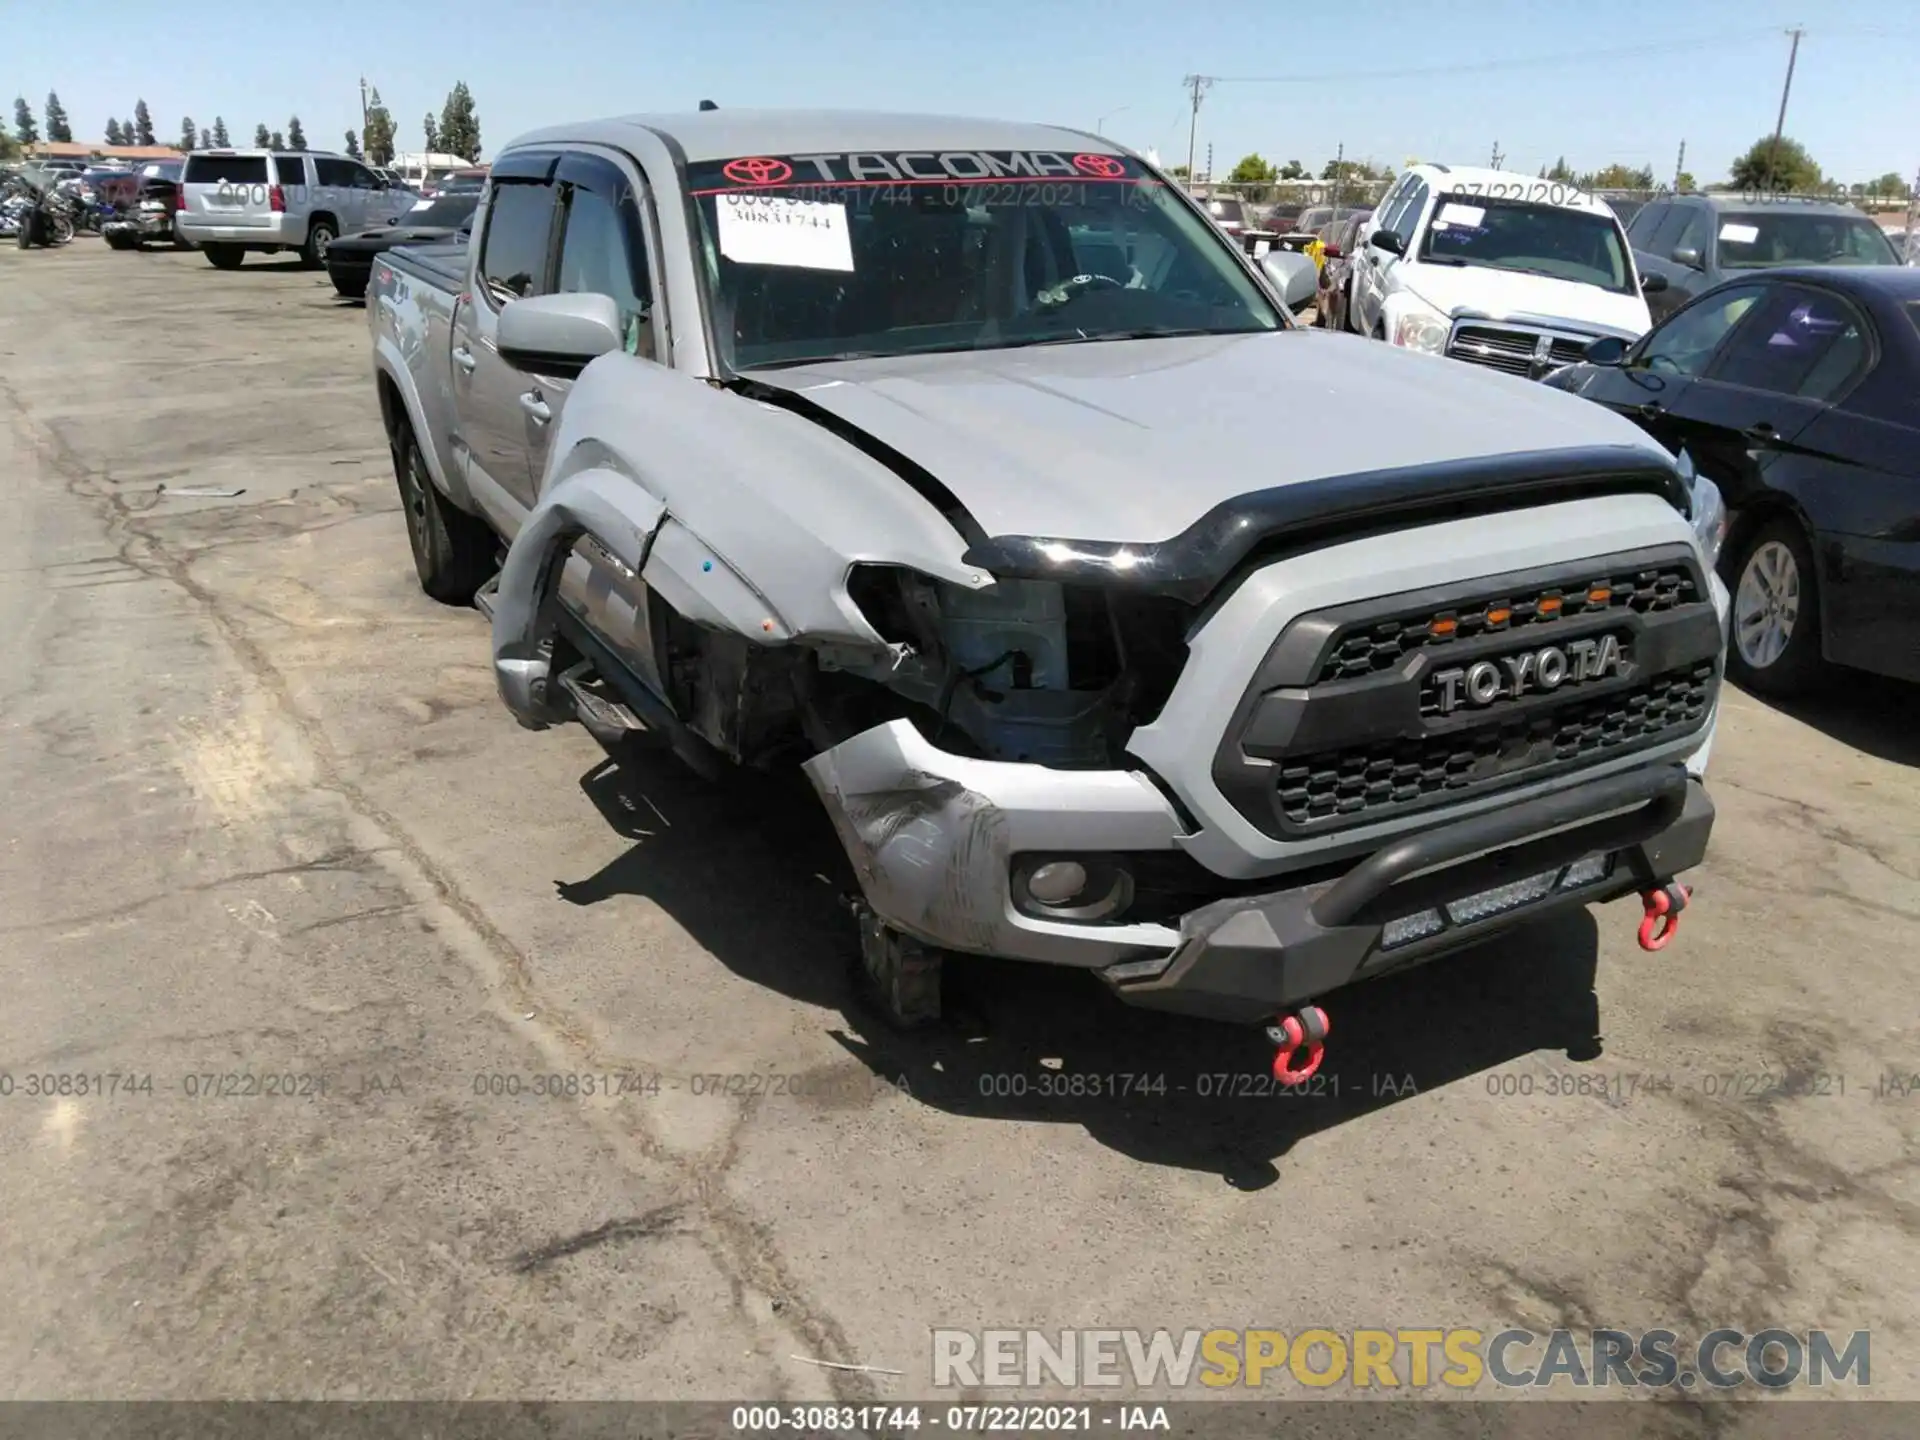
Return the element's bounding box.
[1202,28,1783,85]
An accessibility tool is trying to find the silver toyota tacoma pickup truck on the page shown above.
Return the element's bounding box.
[368,110,1730,1081]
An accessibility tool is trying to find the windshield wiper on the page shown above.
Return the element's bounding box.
[996,326,1255,350]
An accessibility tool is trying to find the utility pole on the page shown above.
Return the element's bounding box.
[1489,140,1504,170]
[1905,163,1919,265]
[1206,143,1213,183]
[1181,74,1212,185]
[1328,141,1345,216]
[358,76,369,146]
[1767,27,1805,191]
[1674,139,1686,193]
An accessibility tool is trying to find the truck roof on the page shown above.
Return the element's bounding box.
[503,109,1121,164]
[1408,163,1616,218]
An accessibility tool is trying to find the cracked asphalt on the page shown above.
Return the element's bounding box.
[2,241,1917,1413]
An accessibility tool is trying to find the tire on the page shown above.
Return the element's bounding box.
[51,215,74,245]
[15,219,31,249]
[203,244,244,270]
[105,231,136,251]
[330,271,368,300]
[1725,518,1824,698]
[393,425,496,604]
[300,218,336,270]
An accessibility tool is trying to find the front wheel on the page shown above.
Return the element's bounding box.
[203,243,244,269]
[51,215,74,245]
[1726,519,1824,698]
[393,426,497,604]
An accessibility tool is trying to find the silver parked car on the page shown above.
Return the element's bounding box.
[366,110,1725,1074]
[176,148,413,269]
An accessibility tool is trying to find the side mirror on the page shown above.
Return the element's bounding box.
[1640,272,1669,294]
[496,292,624,377]
[1370,228,1405,256]
[1670,246,1702,270]
[1583,335,1630,366]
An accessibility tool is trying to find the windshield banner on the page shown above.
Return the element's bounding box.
[688,150,1154,194]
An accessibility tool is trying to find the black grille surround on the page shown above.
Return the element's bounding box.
[1212,545,1722,840]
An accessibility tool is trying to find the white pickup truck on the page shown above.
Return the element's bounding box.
[1347,165,1666,378]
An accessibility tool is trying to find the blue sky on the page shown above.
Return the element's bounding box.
[11,0,1919,184]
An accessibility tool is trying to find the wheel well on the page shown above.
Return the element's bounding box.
[375,372,406,446]
[308,210,338,234]
[1723,493,1814,578]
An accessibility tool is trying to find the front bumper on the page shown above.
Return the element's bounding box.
[807,716,1714,1023]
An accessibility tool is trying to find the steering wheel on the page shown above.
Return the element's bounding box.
[1036,272,1127,308]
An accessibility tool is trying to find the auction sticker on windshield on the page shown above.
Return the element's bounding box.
[716,194,854,271]
[1437,202,1486,227]
[1719,223,1760,244]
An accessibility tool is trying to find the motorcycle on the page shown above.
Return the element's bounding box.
[3,177,75,248]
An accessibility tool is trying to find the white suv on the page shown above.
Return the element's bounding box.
[1345,164,1659,379]
[177,149,412,270]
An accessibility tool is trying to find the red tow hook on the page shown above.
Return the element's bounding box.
[1267,1005,1331,1085]
[1637,882,1693,951]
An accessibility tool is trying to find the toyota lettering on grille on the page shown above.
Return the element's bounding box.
[1429,635,1625,715]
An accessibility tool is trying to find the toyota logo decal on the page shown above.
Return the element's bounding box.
[1072,154,1127,179]
[723,156,793,185]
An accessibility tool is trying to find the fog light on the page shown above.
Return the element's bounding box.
[1446,869,1559,926]
[1012,858,1134,922]
[1026,860,1088,905]
[1382,908,1445,949]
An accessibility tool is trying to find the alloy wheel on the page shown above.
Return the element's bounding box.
[1734,539,1801,670]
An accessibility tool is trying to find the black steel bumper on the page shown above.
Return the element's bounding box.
[1106,765,1712,1024]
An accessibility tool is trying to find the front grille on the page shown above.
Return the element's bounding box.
[1446,322,1594,377]
[1211,545,1722,840]
[1277,662,1715,827]
[1318,565,1699,682]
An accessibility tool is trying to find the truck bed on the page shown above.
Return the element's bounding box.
[383,238,468,293]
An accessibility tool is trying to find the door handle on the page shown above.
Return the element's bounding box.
[518,392,551,424]
[1743,421,1777,443]
[1637,402,1664,419]
[452,346,477,374]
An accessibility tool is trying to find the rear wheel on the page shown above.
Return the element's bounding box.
[104,231,136,251]
[330,270,368,300]
[300,219,335,269]
[393,425,496,604]
[203,243,244,269]
[1726,518,1824,698]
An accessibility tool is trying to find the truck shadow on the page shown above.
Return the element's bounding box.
[560,747,1604,1185]
[1745,671,1920,768]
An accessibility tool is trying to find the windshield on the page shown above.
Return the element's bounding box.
[1714,211,1898,269]
[687,150,1283,371]
[1420,194,1635,294]
[410,193,478,228]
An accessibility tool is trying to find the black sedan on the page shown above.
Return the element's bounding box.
[324,192,479,299]
[1544,267,1920,696]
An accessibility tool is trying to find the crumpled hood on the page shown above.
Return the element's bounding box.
[1399,263,1652,339]
[743,331,1673,544]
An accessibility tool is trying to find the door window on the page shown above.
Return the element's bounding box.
[1671,208,1709,257]
[1647,203,1695,255]
[1389,180,1428,247]
[1635,284,1767,376]
[274,155,310,187]
[1625,201,1668,246]
[478,181,559,305]
[312,157,356,187]
[555,179,656,357]
[1704,285,1873,400]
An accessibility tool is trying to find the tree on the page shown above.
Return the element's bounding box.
[133,99,155,146]
[1546,156,1575,182]
[438,81,480,161]
[344,129,362,159]
[199,126,211,149]
[269,130,285,150]
[1675,170,1697,193]
[1276,159,1307,180]
[1858,171,1912,202]
[212,116,230,147]
[423,113,440,154]
[253,123,271,147]
[1228,153,1276,185]
[179,116,197,152]
[361,88,396,166]
[1729,134,1820,193]
[1321,158,1379,183]
[122,118,136,146]
[1163,163,1190,180]
[13,97,37,146]
[44,91,72,143]
[0,131,16,163]
[1585,162,1655,191]
[287,115,306,150]
[104,118,125,146]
